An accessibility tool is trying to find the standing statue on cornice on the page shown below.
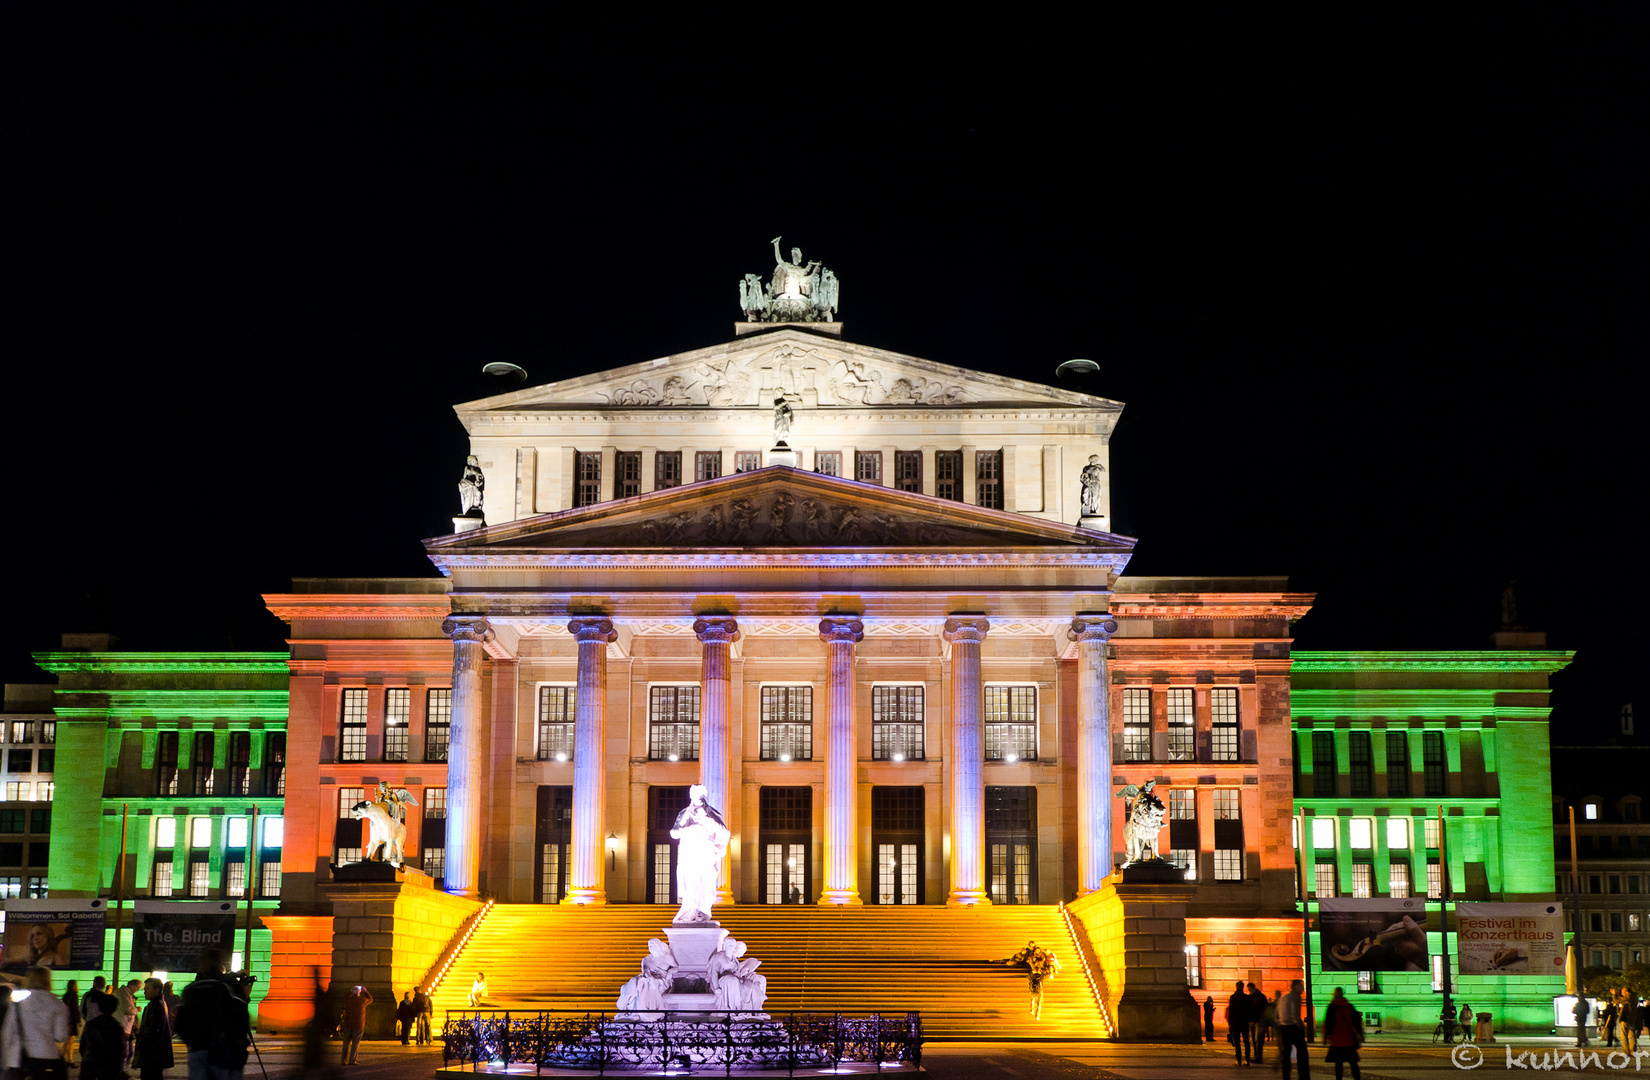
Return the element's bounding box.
[773,391,795,445]
[1080,455,1106,518]
[458,455,485,516]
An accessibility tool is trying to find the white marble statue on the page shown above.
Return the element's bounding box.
[670,784,731,924]
[350,786,412,866]
[458,455,485,515]
[616,939,678,1012]
[773,392,794,444]
[708,937,767,1012]
[1116,781,1168,865]
[1079,454,1105,517]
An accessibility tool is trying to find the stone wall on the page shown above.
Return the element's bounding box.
[1068,875,1202,1042]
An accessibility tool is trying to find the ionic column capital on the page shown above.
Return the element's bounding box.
[943,616,991,644]
[818,617,864,645]
[1069,614,1119,643]
[693,616,741,645]
[441,615,494,644]
[568,617,617,644]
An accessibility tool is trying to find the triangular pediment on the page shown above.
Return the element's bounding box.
[424,467,1137,556]
[456,326,1120,414]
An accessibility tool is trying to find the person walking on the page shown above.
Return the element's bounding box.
[1572,994,1591,1047]
[115,980,140,1071]
[413,987,432,1046]
[1458,1003,1474,1043]
[81,976,116,1024]
[1322,987,1362,1080]
[59,980,80,1066]
[1203,995,1216,1042]
[1248,982,1269,1064]
[1621,994,1642,1054]
[395,992,416,1045]
[175,950,251,1080]
[78,993,124,1080]
[162,981,183,1024]
[340,985,373,1066]
[135,978,174,1080]
[469,972,487,1008]
[1227,981,1253,1064]
[2,967,71,1080]
[1602,995,1620,1047]
[1276,979,1310,1080]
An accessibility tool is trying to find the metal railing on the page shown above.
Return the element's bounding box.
[441,1008,922,1075]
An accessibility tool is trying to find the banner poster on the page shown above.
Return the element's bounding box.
[131,901,239,973]
[1318,897,1430,972]
[1,898,108,973]
[1456,902,1566,975]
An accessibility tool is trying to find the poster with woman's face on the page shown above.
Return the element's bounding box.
[0,900,107,973]
[1,920,73,971]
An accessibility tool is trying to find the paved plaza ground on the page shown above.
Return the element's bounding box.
[232,1034,1650,1079]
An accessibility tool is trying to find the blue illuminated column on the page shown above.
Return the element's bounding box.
[568,616,617,905]
[695,616,739,904]
[1070,614,1119,893]
[818,617,864,905]
[945,616,991,906]
[441,614,493,897]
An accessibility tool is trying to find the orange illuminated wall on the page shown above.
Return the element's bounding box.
[1185,917,1304,1005]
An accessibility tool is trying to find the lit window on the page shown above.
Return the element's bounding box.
[191,818,212,848]
[1185,944,1203,988]
[384,688,410,762]
[983,686,1036,762]
[1210,688,1239,762]
[1122,688,1152,762]
[156,817,177,849]
[1390,862,1411,898]
[1386,818,1410,850]
[1312,818,1337,848]
[1350,819,1373,849]
[1315,862,1338,898]
[262,817,283,848]
[1585,804,1599,821]
[35,783,51,802]
[1352,863,1373,898]
[1431,954,1444,993]
[1424,817,1441,849]
[226,818,247,849]
[1357,971,1376,993]
[1427,860,1443,900]
[1213,849,1243,882]
[759,686,812,762]
[425,690,452,762]
[538,686,575,762]
[338,788,364,818]
[1630,913,1641,931]
[225,861,246,898]
[188,860,211,897]
[339,689,368,762]
[648,687,700,761]
[260,861,282,898]
[871,687,923,761]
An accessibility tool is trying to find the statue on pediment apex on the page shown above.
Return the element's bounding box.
[740,238,839,322]
[458,455,485,516]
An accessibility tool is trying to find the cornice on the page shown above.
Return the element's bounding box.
[263,594,454,622]
[1291,651,1575,673]
[33,652,290,674]
[1109,594,1317,620]
[466,406,1119,425]
[430,551,1131,570]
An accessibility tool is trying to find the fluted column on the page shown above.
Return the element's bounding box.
[1071,614,1120,893]
[567,616,617,905]
[944,616,991,907]
[441,615,493,897]
[694,616,740,904]
[818,617,864,905]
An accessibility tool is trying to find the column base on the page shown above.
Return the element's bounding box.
[565,888,607,906]
[945,889,993,907]
[817,888,863,906]
[715,886,736,906]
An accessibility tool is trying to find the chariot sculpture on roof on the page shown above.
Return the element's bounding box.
[739,237,839,323]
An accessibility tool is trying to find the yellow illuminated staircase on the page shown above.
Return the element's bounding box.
[427,904,1109,1039]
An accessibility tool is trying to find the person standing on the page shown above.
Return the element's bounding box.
[82,976,116,1024]
[1621,994,1642,1054]
[1602,995,1620,1047]
[413,986,432,1046]
[1276,979,1310,1080]
[1322,987,1362,1080]
[1458,1003,1474,1043]
[395,992,416,1045]
[78,994,124,1080]
[115,980,141,1071]
[340,985,373,1066]
[469,971,488,1008]
[1203,995,1216,1042]
[3,967,72,1080]
[1228,981,1253,1064]
[135,978,174,1080]
[59,980,80,1066]
[175,950,251,1080]
[162,982,183,1023]
[1248,982,1269,1064]
[1572,995,1591,1047]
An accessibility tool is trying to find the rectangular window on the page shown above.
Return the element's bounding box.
[36,782,52,801]
[226,817,248,849]
[655,451,682,490]
[538,686,575,762]
[2,783,23,801]
[8,722,29,743]
[151,858,174,897]
[157,816,176,848]
[1168,849,1198,880]
[1390,862,1411,897]
[648,686,701,761]
[615,451,642,497]
[265,731,286,796]
[1165,688,1195,761]
[1123,688,1152,761]
[37,748,53,772]
[7,750,31,773]
[1386,817,1410,850]
[1630,913,1642,931]
[1349,818,1373,849]
[1313,817,1336,849]
[734,451,762,474]
[422,847,444,880]
[1349,732,1373,796]
[983,686,1037,762]
[695,451,722,482]
[1610,874,1622,894]
[1168,789,1198,881]
[425,689,452,761]
[225,860,246,899]
[156,732,179,796]
[1352,863,1373,898]
[934,450,962,501]
[1213,790,1242,880]
[29,808,48,832]
[40,723,55,745]
[1386,731,1411,796]
[1590,912,1604,932]
[1315,861,1338,898]
[1358,971,1376,994]
[0,810,19,833]
[855,450,882,483]
[260,861,282,898]
[1424,817,1441,850]
[871,686,924,761]
[1185,943,1202,988]
[759,686,812,762]
[339,689,368,762]
[191,732,214,795]
[894,451,922,493]
[339,788,364,818]
[188,860,211,898]
[574,450,602,507]
[384,688,410,761]
[1213,791,1240,820]
[1427,859,1443,899]
[813,451,841,477]
[1610,912,1623,932]
[263,816,283,849]
[975,450,1003,509]
[1423,731,1446,797]
[227,731,251,796]
[1312,732,1337,796]
[1214,849,1244,882]
[1210,688,1239,762]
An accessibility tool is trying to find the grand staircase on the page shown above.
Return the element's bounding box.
[427,904,1109,1040]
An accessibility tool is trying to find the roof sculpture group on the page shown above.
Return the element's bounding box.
[739,237,839,323]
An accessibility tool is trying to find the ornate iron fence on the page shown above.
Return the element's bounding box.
[441,1008,922,1075]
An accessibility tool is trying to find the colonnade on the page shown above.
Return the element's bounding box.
[438,612,1118,903]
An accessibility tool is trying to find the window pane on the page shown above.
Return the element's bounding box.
[263,817,284,848]
[538,686,575,762]
[872,687,924,761]
[1352,863,1372,898]
[759,686,813,761]
[1123,688,1152,761]
[934,451,962,501]
[226,818,248,848]
[649,687,700,761]
[1165,688,1194,761]
[1386,818,1409,850]
[813,451,840,477]
[1315,862,1337,897]
[574,450,602,507]
[1349,732,1373,796]
[655,451,682,489]
[616,451,643,497]
[1312,818,1336,848]
[1312,732,1336,796]
[1349,819,1372,849]
[1214,849,1243,881]
[339,689,368,762]
[426,689,452,761]
[156,817,176,849]
[191,818,212,847]
[1423,731,1446,797]
[1390,862,1411,897]
[1210,688,1239,762]
[983,686,1036,762]
[1386,731,1411,796]
[975,450,1003,509]
[384,688,410,762]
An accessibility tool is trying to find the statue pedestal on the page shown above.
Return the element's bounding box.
[767,446,801,468]
[662,922,729,1008]
[452,514,485,534]
[1066,867,1203,1042]
[1078,514,1108,532]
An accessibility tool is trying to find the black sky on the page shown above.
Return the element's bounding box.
[3,11,1644,739]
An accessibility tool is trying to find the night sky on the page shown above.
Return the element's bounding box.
[4,12,1644,745]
